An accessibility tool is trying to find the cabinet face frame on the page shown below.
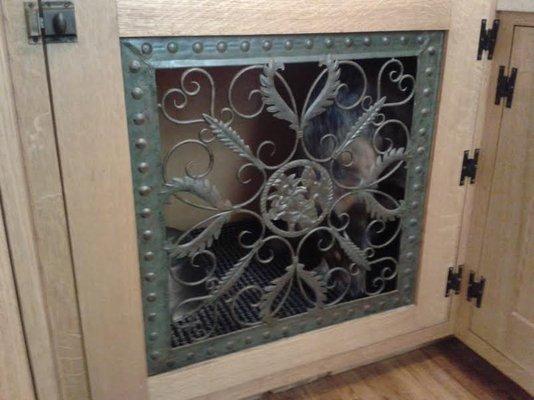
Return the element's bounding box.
[2,0,503,399]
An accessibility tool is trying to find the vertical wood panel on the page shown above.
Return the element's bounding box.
[44,1,149,399]
[1,0,91,398]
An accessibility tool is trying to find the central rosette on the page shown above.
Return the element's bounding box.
[260,160,333,237]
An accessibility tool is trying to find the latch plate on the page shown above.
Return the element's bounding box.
[477,19,500,60]
[495,66,518,108]
[24,1,77,44]
[445,266,463,297]
[467,271,486,308]
[460,149,480,186]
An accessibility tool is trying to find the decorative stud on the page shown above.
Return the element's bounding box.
[216,41,227,53]
[167,42,178,53]
[425,67,433,76]
[428,46,436,55]
[147,312,157,321]
[415,165,423,174]
[226,341,235,350]
[382,36,390,45]
[144,251,155,261]
[413,183,421,190]
[140,207,152,218]
[144,272,155,282]
[149,332,158,340]
[417,35,425,45]
[135,138,147,149]
[363,37,371,46]
[408,235,416,243]
[281,326,289,336]
[138,185,152,196]
[409,218,418,226]
[423,87,431,96]
[245,336,252,344]
[400,36,407,44]
[411,200,419,209]
[262,40,272,51]
[143,230,153,240]
[138,162,149,173]
[406,252,414,260]
[133,112,146,125]
[344,37,353,47]
[206,347,214,355]
[417,146,425,154]
[129,60,141,73]
[131,87,143,99]
[263,331,271,339]
[421,108,429,116]
[150,351,160,360]
[304,39,313,49]
[187,352,195,360]
[324,38,333,48]
[240,41,250,52]
[316,317,323,325]
[141,42,152,55]
[192,42,203,53]
[284,40,293,50]
[146,293,157,302]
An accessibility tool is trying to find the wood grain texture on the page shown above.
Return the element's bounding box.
[264,338,532,400]
[1,0,91,398]
[44,1,149,399]
[117,0,451,37]
[0,5,62,400]
[497,0,534,12]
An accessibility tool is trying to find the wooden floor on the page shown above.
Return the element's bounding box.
[261,338,532,400]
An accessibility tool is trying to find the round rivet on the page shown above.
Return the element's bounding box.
[129,60,141,73]
[150,351,160,360]
[417,146,425,154]
[245,336,252,344]
[316,317,323,325]
[421,108,429,116]
[363,37,371,46]
[305,39,313,49]
[149,332,158,340]
[404,283,411,290]
[240,41,250,52]
[324,38,333,48]
[344,37,353,47]
[135,138,147,149]
[167,42,178,53]
[133,112,146,125]
[405,268,413,274]
[428,46,436,55]
[413,183,421,190]
[226,341,234,350]
[147,312,157,321]
[139,186,151,196]
[346,308,354,316]
[284,40,293,50]
[408,235,416,242]
[141,43,152,55]
[206,347,214,355]
[411,200,419,209]
[138,162,149,173]
[131,87,143,99]
[192,42,203,53]
[409,218,418,226]
[144,251,155,261]
[406,252,414,260]
[417,36,425,44]
[400,36,407,44]
[262,40,272,51]
[140,207,152,218]
[144,272,155,282]
[263,331,271,339]
[281,327,289,336]
[363,304,371,311]
[143,230,153,240]
[333,312,340,319]
[378,301,385,309]
[166,360,176,368]
[187,352,195,360]
[423,87,431,96]
[415,165,423,174]
[146,293,157,302]
[425,67,433,76]
[382,36,390,45]
[216,41,227,53]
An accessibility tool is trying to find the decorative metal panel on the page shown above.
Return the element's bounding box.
[120,32,444,375]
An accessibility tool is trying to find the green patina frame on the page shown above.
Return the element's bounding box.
[120,31,444,375]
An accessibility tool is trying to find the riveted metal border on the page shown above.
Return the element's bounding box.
[121,31,444,375]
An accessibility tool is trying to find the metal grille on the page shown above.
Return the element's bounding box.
[121,32,444,374]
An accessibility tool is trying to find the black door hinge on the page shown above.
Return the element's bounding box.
[445,266,463,297]
[495,66,518,108]
[467,271,486,308]
[460,149,480,186]
[24,1,77,44]
[477,19,500,60]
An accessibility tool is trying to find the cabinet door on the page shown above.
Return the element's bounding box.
[458,13,534,394]
[39,1,495,399]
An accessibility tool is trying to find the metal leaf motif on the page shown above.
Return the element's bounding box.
[162,176,232,210]
[333,97,386,158]
[302,57,341,127]
[354,191,405,221]
[296,263,327,306]
[260,61,299,131]
[166,213,230,258]
[333,231,371,271]
[212,249,256,297]
[366,147,406,185]
[203,114,265,170]
[260,264,296,321]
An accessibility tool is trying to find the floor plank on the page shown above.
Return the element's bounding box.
[262,338,532,400]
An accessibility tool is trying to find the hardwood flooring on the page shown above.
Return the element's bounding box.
[261,338,532,400]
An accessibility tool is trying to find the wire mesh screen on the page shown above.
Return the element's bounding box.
[121,32,444,374]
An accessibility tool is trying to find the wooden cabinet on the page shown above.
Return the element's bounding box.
[0,1,532,399]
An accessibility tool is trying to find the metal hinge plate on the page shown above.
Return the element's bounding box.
[24,1,77,44]
[477,19,500,60]
[495,66,518,108]
[467,271,486,308]
[445,266,463,297]
[460,149,480,186]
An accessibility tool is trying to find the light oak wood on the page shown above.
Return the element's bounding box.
[0,5,62,400]
[1,1,91,398]
[43,1,149,399]
[497,0,534,12]
[117,0,452,37]
[456,12,534,395]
